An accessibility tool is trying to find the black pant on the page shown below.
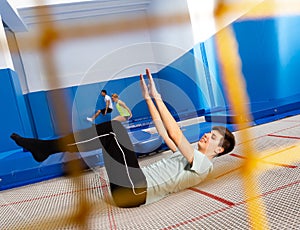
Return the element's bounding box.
[100,107,113,114]
[61,120,147,208]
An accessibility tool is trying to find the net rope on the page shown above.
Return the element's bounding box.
[4,0,300,229]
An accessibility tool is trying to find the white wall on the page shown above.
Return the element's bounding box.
[10,0,271,93]
[10,0,94,8]
[14,0,198,93]
[15,12,158,93]
[147,0,194,69]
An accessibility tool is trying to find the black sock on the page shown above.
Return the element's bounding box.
[10,133,61,162]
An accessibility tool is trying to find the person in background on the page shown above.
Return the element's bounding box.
[111,93,132,122]
[87,89,113,122]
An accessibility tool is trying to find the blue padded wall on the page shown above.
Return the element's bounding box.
[0,68,33,152]
[233,18,280,103]
[204,16,300,123]
[46,87,74,136]
[122,76,152,120]
[25,91,55,138]
[71,75,149,131]
[233,16,300,102]
[157,49,209,118]
[277,16,300,98]
[25,75,150,137]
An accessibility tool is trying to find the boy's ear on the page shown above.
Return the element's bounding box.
[216,146,224,155]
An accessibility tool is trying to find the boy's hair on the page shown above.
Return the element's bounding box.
[212,126,235,157]
[101,90,107,94]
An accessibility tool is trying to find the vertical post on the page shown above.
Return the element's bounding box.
[200,42,216,107]
[0,14,14,69]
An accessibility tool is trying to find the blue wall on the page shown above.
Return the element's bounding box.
[157,49,210,118]
[0,69,33,152]
[277,16,300,98]
[232,16,300,104]
[25,91,54,138]
[233,18,280,103]
[206,16,300,113]
[24,75,150,138]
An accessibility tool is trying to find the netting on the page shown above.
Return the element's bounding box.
[2,0,300,229]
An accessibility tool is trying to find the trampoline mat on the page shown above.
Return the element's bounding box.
[1,115,300,229]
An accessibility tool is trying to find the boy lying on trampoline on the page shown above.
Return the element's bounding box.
[11,68,235,208]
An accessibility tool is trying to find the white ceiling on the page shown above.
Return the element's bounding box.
[15,0,153,25]
[10,0,96,8]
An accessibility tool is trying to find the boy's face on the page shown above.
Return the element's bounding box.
[101,92,105,97]
[197,130,224,156]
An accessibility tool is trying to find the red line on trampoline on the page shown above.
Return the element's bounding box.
[269,123,300,136]
[214,166,242,179]
[0,185,106,208]
[99,172,117,230]
[189,187,235,206]
[215,149,298,179]
[0,175,118,230]
[268,134,300,140]
[162,180,300,229]
[237,123,300,146]
[230,153,297,168]
[236,179,300,205]
[230,153,246,159]
[161,206,231,230]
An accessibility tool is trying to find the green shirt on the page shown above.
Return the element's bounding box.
[116,100,130,117]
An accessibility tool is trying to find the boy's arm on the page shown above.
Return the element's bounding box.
[144,69,195,163]
[104,99,109,115]
[140,74,177,152]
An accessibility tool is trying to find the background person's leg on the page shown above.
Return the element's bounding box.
[112,115,127,122]
[87,109,102,122]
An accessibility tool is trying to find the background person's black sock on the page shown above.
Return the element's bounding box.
[10,133,62,162]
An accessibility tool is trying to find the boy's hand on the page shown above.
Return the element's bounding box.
[140,74,151,100]
[146,68,161,99]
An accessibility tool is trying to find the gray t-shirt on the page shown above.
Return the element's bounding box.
[141,149,213,205]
